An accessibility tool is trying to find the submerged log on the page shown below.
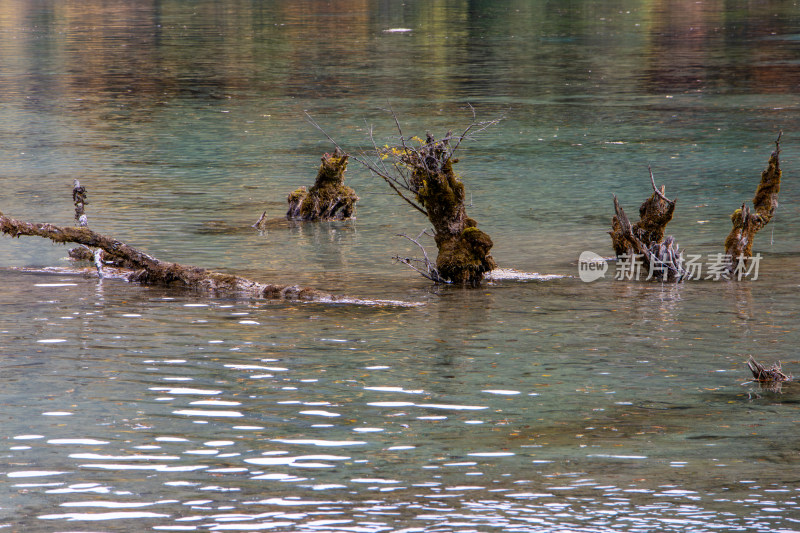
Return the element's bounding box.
[285,148,359,221]
[724,133,782,264]
[747,356,791,382]
[0,211,328,301]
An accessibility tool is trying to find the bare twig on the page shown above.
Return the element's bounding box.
[393,230,448,283]
[648,166,675,205]
[748,356,791,382]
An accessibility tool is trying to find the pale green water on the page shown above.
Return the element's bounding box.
[2,1,800,531]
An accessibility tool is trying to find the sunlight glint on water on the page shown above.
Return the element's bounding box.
[1,1,800,531]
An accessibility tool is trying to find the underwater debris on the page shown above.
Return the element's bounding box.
[0,184,413,306]
[609,135,783,282]
[747,356,791,382]
[747,356,792,393]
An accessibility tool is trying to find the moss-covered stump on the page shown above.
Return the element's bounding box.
[610,170,676,257]
[286,148,359,221]
[609,169,683,281]
[436,225,497,285]
[403,133,496,286]
[724,134,781,262]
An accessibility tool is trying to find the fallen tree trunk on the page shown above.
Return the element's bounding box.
[0,211,329,301]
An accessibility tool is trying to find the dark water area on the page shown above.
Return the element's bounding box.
[2,1,800,531]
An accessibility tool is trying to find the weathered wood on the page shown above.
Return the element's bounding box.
[284,148,359,222]
[399,132,496,286]
[724,133,782,262]
[610,167,676,256]
[72,179,88,227]
[0,212,327,301]
[609,169,684,281]
[748,356,791,382]
[305,108,501,286]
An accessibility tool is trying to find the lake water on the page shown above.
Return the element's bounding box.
[2,1,800,531]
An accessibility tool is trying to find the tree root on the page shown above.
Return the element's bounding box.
[610,169,684,281]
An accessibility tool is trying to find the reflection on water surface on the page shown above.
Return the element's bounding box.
[2,270,800,531]
[2,0,800,531]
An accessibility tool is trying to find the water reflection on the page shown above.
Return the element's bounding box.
[2,0,800,531]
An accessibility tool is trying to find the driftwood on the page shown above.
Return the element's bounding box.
[748,356,791,382]
[0,210,334,301]
[724,133,782,267]
[610,167,676,255]
[284,148,359,222]
[72,179,88,227]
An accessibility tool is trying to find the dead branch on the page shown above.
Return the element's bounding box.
[648,166,675,205]
[748,356,791,393]
[393,230,448,284]
[0,209,421,305]
[748,356,791,382]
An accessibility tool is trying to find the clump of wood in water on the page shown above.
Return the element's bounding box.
[307,107,501,286]
[0,183,388,304]
[609,167,684,281]
[286,147,359,221]
[392,132,496,285]
[610,134,782,281]
[748,356,792,393]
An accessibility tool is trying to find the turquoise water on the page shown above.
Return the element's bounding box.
[2,1,800,531]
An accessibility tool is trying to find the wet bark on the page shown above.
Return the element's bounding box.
[724,133,782,262]
[402,133,496,286]
[0,211,328,301]
[285,148,359,221]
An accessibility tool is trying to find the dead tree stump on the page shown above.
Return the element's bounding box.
[609,168,684,281]
[286,148,359,221]
[305,107,502,287]
[724,133,782,266]
[400,132,496,286]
